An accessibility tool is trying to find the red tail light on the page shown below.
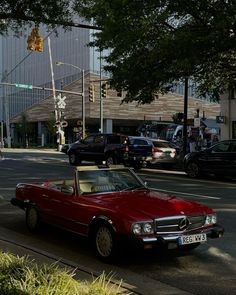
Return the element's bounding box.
[152,147,162,152]
[124,146,129,152]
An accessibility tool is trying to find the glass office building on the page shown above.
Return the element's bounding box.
[0,22,102,121]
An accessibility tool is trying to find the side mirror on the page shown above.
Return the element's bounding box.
[61,185,74,195]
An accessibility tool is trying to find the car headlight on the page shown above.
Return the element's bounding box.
[205,214,217,225]
[132,221,154,235]
[132,223,142,234]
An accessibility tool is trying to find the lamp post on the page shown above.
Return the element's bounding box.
[55,61,85,139]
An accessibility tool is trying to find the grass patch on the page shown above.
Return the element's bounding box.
[0,252,128,295]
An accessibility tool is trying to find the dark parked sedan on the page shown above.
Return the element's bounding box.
[184,140,236,178]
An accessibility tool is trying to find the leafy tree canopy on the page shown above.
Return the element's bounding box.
[75,0,236,103]
[0,0,73,32]
[1,0,235,104]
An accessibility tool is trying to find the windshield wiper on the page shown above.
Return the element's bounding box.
[121,185,146,192]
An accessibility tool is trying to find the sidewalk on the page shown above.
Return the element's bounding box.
[0,147,61,154]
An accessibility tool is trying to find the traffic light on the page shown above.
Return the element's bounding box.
[35,35,43,52]
[27,27,43,52]
[89,84,95,102]
[27,35,35,51]
[101,83,107,98]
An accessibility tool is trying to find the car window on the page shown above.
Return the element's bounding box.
[133,139,149,145]
[152,141,171,148]
[211,142,230,153]
[83,136,94,144]
[107,135,120,144]
[94,135,104,144]
[78,168,143,194]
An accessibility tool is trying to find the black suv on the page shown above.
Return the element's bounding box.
[67,133,126,166]
[184,140,236,178]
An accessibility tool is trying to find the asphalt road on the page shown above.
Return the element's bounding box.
[0,149,236,295]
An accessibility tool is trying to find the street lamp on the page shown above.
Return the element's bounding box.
[55,61,85,139]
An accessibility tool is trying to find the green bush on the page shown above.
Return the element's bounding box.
[0,252,127,295]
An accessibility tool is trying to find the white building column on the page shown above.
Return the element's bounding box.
[104,119,113,133]
[220,91,236,140]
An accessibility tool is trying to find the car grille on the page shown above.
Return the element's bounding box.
[155,215,206,234]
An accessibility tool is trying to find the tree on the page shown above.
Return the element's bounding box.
[15,112,34,147]
[75,0,236,104]
[1,1,235,105]
[45,115,57,146]
[172,112,184,124]
[0,0,98,33]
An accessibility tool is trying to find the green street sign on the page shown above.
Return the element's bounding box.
[15,83,33,89]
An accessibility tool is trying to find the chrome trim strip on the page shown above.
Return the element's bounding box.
[142,237,158,242]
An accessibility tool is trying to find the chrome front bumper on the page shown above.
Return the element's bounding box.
[141,225,224,244]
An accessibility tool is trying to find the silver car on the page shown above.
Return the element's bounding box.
[149,139,177,167]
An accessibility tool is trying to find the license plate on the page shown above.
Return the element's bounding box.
[178,233,207,245]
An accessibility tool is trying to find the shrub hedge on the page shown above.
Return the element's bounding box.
[0,252,127,295]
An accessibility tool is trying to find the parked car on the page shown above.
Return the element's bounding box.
[123,136,154,169]
[67,133,127,166]
[148,139,177,167]
[61,140,80,154]
[11,165,224,262]
[184,140,236,178]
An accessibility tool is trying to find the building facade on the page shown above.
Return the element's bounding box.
[219,90,236,140]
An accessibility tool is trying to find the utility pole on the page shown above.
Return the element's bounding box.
[99,50,103,133]
[183,78,188,156]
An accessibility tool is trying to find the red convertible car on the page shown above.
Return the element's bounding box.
[11,165,224,262]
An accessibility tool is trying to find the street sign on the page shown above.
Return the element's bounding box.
[216,116,225,124]
[15,83,33,89]
[61,121,68,127]
[194,118,200,127]
[56,94,66,109]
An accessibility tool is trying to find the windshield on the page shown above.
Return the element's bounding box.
[77,168,145,194]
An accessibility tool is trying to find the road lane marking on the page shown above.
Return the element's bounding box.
[149,187,221,200]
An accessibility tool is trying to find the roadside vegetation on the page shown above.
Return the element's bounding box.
[0,252,126,295]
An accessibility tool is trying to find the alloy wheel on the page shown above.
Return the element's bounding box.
[186,162,199,178]
[26,206,40,232]
[95,225,114,259]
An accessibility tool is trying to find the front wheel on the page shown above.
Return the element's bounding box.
[105,155,117,167]
[68,152,81,165]
[26,206,41,232]
[93,224,117,262]
[186,161,200,178]
[132,162,143,170]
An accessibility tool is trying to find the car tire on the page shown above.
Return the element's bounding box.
[26,206,41,233]
[186,161,200,178]
[133,162,143,170]
[68,152,81,166]
[105,155,116,167]
[93,223,117,262]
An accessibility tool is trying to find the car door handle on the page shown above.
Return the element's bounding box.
[42,194,48,198]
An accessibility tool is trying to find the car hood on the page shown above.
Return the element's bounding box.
[91,189,212,221]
